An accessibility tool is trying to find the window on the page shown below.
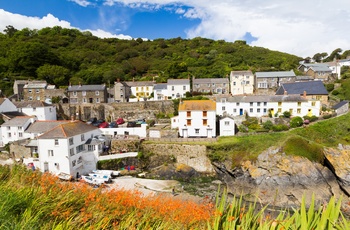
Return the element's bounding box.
[95,91,99,96]
[187,111,191,117]
[297,108,301,114]
[297,102,301,106]
[212,83,215,86]
[195,84,199,88]
[236,102,240,106]
[312,102,316,106]
[18,126,22,130]
[48,150,54,157]
[278,102,282,106]
[203,111,207,117]
[18,132,23,137]
[316,96,321,100]
[225,121,230,126]
[233,82,236,86]
[172,86,175,91]
[264,102,267,106]
[186,119,191,126]
[289,109,293,114]
[136,87,139,91]
[195,129,200,134]
[69,138,74,145]
[36,89,40,93]
[83,98,87,103]
[258,82,267,88]
[49,108,52,112]
[82,91,86,96]
[246,81,250,85]
[203,119,207,126]
[77,156,82,164]
[278,108,282,113]
[76,144,84,153]
[233,108,237,113]
[250,108,253,113]
[54,139,59,146]
[183,86,186,90]
[88,145,96,151]
[257,108,261,113]
[72,160,76,167]
[96,98,100,103]
[263,108,267,113]
[250,102,253,106]
[7,133,11,138]
[141,87,144,91]
[73,91,77,96]
[81,134,85,141]
[7,126,10,130]
[70,148,75,156]
[146,87,149,90]
[28,89,32,93]
[222,106,226,111]
[257,102,261,106]
[33,108,36,112]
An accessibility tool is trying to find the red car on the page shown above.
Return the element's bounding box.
[98,121,109,128]
[116,118,125,125]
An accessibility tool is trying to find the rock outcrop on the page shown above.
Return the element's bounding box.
[324,144,350,196]
[214,147,342,209]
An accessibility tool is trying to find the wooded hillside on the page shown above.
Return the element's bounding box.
[0,26,303,96]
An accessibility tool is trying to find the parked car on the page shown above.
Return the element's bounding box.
[92,119,104,127]
[135,118,146,125]
[86,117,97,125]
[98,121,109,128]
[116,118,125,125]
[127,121,137,127]
[109,121,118,128]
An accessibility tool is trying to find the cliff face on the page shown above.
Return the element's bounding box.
[214,147,346,209]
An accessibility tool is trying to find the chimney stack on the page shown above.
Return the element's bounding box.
[284,90,288,95]
[303,91,307,98]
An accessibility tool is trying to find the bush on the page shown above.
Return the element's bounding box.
[248,123,261,130]
[326,83,334,92]
[290,116,303,128]
[238,124,249,133]
[323,114,332,119]
[272,124,289,132]
[283,111,291,118]
[262,120,274,130]
[303,115,318,122]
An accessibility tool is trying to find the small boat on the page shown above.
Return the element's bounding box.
[88,173,112,183]
[92,170,120,178]
[57,172,73,181]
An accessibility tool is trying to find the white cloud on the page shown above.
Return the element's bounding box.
[99,0,350,57]
[0,9,131,40]
[69,0,92,7]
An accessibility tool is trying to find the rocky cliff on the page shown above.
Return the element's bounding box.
[213,146,350,211]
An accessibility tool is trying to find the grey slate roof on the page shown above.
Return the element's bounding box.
[67,85,106,91]
[2,116,35,126]
[154,83,167,90]
[1,111,28,119]
[230,70,254,76]
[308,65,332,72]
[255,70,296,78]
[38,120,99,139]
[167,79,190,85]
[14,101,52,108]
[218,94,308,103]
[275,81,328,95]
[25,120,71,134]
[332,100,349,110]
[193,78,229,84]
[23,83,48,89]
[124,81,155,87]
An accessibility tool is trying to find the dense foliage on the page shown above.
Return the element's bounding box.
[0,164,348,229]
[0,26,302,96]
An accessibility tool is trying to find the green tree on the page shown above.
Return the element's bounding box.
[36,64,70,86]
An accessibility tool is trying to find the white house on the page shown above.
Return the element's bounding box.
[216,95,321,118]
[99,124,148,138]
[167,79,190,99]
[15,101,57,120]
[37,120,104,178]
[229,70,254,95]
[0,116,37,146]
[124,80,155,101]
[153,83,168,101]
[0,98,17,113]
[177,100,216,138]
[219,116,235,136]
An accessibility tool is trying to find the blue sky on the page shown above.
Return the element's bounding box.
[0,0,350,58]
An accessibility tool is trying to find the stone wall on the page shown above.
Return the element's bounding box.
[142,143,215,174]
[57,100,175,121]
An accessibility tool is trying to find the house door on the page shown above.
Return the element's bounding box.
[44,162,49,172]
[270,109,274,117]
[239,109,243,116]
[182,129,188,138]
[308,109,312,117]
[207,129,212,138]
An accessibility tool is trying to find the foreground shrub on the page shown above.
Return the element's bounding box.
[290,116,303,128]
[272,124,289,132]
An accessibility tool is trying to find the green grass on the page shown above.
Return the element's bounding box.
[207,112,350,167]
